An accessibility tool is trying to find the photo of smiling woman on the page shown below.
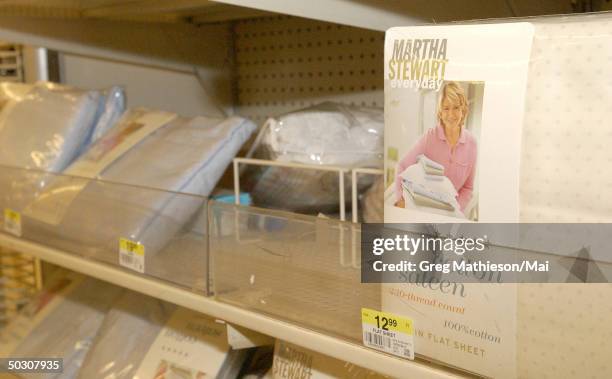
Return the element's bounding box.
[390,81,481,220]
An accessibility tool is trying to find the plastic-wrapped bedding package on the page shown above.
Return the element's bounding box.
[0,81,101,172]
[89,86,126,144]
[262,102,383,167]
[0,269,124,379]
[77,290,177,379]
[248,102,383,214]
[519,15,612,223]
[271,340,387,379]
[21,108,255,279]
[516,13,612,379]
[383,12,612,379]
[78,291,247,379]
[72,85,127,157]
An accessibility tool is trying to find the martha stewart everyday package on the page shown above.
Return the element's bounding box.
[383,22,532,378]
[272,340,386,379]
[383,13,612,379]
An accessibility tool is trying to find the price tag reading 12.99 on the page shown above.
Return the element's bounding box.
[361,308,415,360]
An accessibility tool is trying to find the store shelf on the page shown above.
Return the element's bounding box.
[0,164,209,292]
[0,0,578,77]
[0,15,231,73]
[0,231,462,379]
[0,6,609,378]
[0,0,576,30]
[0,163,466,377]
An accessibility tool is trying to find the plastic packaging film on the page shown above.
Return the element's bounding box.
[248,102,383,214]
[0,268,125,379]
[0,82,101,172]
[1,272,250,379]
[210,202,380,344]
[18,108,254,286]
[77,290,177,379]
[262,102,383,167]
[79,291,248,379]
[72,85,127,157]
[89,86,126,144]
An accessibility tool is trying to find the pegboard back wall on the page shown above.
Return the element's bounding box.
[234,16,384,123]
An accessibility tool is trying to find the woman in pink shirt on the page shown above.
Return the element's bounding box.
[395,82,477,213]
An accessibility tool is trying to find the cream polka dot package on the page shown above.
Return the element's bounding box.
[382,13,612,379]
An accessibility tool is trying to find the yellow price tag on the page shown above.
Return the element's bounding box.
[361,308,414,359]
[4,208,20,222]
[387,147,399,161]
[119,238,145,273]
[361,308,413,335]
[4,208,22,236]
[119,238,145,256]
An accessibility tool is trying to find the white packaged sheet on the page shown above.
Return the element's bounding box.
[263,102,383,167]
[250,102,383,213]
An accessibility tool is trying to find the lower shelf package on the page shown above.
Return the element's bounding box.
[271,340,387,379]
[0,269,124,379]
[11,108,254,289]
[78,291,247,379]
[75,290,177,379]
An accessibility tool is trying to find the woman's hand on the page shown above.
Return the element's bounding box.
[394,198,405,208]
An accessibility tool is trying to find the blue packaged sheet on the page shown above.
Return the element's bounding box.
[0,82,101,172]
[22,108,255,278]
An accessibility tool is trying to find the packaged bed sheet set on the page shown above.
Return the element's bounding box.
[78,290,246,379]
[382,12,612,379]
[0,82,125,172]
[20,108,255,279]
[248,102,383,214]
[271,340,387,379]
[1,272,244,379]
[0,269,124,379]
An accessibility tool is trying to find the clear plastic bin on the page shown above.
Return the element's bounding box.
[209,200,380,343]
[0,164,208,293]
